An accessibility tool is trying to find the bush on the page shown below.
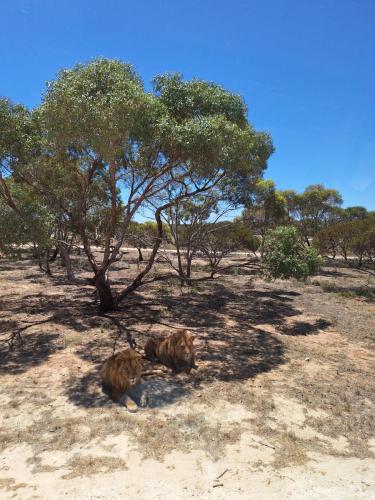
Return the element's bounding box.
[263,226,323,280]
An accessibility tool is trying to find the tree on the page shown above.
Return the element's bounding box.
[124,221,164,262]
[242,179,287,254]
[314,217,375,268]
[263,226,322,280]
[200,222,259,276]
[0,176,55,273]
[340,206,368,221]
[285,184,343,244]
[159,191,225,284]
[1,59,273,311]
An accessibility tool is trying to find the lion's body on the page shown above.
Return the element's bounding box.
[100,349,142,406]
[144,330,196,374]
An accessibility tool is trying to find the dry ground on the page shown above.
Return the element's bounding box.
[0,250,374,499]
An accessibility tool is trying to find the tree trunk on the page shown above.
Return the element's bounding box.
[49,246,59,262]
[260,238,265,258]
[37,249,52,275]
[137,247,144,262]
[95,273,117,312]
[117,206,164,303]
[44,249,52,276]
[37,250,43,272]
[58,242,75,281]
[358,254,363,268]
[184,256,193,286]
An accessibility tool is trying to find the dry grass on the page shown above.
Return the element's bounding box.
[271,430,311,468]
[293,371,375,458]
[133,411,242,460]
[0,478,29,492]
[0,403,243,463]
[62,454,127,478]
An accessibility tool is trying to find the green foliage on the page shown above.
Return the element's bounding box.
[243,179,287,239]
[338,206,369,221]
[283,184,343,240]
[0,181,54,257]
[40,59,273,183]
[153,73,248,126]
[40,59,147,160]
[0,98,29,163]
[263,226,323,280]
[0,204,28,257]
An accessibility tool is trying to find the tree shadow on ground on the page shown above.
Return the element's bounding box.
[195,326,285,383]
[66,370,191,409]
[278,318,331,336]
[65,371,113,408]
[0,292,103,374]
[127,379,190,408]
[0,330,62,374]
[154,282,301,330]
[65,282,312,407]
[0,257,332,408]
[318,269,353,278]
[321,285,375,303]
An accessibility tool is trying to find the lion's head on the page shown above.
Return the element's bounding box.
[170,330,195,366]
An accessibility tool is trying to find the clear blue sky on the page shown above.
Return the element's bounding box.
[1,0,374,209]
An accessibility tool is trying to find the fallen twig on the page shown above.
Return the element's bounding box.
[251,439,276,450]
[215,469,229,481]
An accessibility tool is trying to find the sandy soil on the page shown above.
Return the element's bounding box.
[0,251,374,499]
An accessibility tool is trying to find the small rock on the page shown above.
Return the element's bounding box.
[305,357,310,361]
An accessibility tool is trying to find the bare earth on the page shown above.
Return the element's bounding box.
[0,251,374,499]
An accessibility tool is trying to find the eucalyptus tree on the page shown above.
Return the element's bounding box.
[124,221,163,262]
[242,179,287,255]
[1,59,273,311]
[157,190,229,284]
[284,184,343,244]
[200,221,259,277]
[0,182,54,271]
[339,206,368,221]
[314,217,375,267]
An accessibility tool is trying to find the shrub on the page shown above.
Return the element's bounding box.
[263,226,323,280]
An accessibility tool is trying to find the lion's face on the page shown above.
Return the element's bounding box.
[174,331,194,364]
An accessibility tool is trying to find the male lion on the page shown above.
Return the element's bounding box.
[100,348,142,412]
[144,329,196,374]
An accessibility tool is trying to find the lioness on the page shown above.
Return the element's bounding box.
[144,329,196,374]
[100,348,142,412]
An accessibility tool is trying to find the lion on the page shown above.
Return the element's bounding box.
[144,329,196,374]
[100,348,142,412]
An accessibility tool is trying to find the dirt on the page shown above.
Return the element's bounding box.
[0,251,374,499]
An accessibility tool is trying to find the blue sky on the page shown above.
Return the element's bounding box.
[1,0,374,209]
